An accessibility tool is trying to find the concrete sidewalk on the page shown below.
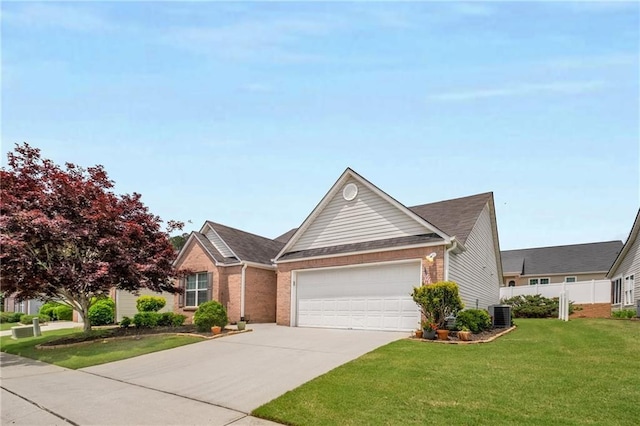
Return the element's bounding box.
[0,353,280,425]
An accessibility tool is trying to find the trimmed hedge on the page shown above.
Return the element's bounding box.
[501,294,577,318]
[55,305,73,321]
[88,299,115,326]
[19,314,49,324]
[193,301,228,332]
[40,302,62,320]
[136,296,167,313]
[133,312,160,328]
[612,309,637,319]
[0,312,22,323]
[455,309,492,333]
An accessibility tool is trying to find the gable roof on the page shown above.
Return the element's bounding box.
[409,192,493,246]
[274,228,297,244]
[205,221,284,265]
[502,240,624,276]
[607,208,640,278]
[274,168,451,261]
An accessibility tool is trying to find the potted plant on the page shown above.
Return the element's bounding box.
[414,329,423,339]
[211,325,222,334]
[237,317,246,331]
[421,320,438,340]
[457,326,472,341]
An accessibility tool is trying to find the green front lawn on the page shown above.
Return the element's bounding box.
[0,322,18,331]
[254,319,640,425]
[0,328,203,369]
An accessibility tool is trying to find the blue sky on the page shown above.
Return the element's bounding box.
[2,1,639,250]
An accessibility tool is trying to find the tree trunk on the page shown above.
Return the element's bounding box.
[79,299,92,333]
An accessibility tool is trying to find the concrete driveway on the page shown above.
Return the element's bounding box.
[83,324,407,413]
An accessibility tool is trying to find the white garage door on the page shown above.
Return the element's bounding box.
[296,262,420,331]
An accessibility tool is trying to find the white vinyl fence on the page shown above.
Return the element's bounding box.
[500,279,611,304]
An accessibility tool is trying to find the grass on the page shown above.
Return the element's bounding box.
[0,322,18,331]
[0,328,203,369]
[253,319,640,426]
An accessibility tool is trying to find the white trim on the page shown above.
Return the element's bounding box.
[564,276,577,283]
[173,233,221,267]
[608,210,640,278]
[202,223,240,260]
[240,264,247,319]
[275,241,446,264]
[224,261,276,270]
[290,271,298,326]
[274,168,451,262]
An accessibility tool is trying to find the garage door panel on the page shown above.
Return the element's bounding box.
[296,262,420,331]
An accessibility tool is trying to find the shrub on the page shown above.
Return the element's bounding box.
[456,309,492,333]
[133,312,161,328]
[136,296,167,313]
[501,294,578,318]
[157,312,186,327]
[193,301,228,332]
[19,314,49,324]
[40,302,63,320]
[0,312,21,323]
[88,298,115,326]
[612,309,637,319]
[412,281,464,329]
[54,305,73,321]
[120,316,132,328]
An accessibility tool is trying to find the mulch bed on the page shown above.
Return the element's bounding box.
[37,325,247,349]
[412,326,516,344]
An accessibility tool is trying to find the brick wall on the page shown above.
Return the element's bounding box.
[245,267,277,323]
[570,303,611,319]
[173,240,218,323]
[276,245,446,326]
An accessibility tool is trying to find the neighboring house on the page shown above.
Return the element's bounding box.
[173,221,284,323]
[607,209,640,311]
[2,295,43,315]
[273,168,503,332]
[501,241,623,287]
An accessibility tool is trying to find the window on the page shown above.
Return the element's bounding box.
[565,276,577,283]
[186,272,210,307]
[612,277,622,305]
[624,275,635,305]
[508,280,516,287]
[529,278,550,285]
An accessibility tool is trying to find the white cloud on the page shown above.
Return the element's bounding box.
[428,81,609,102]
[1,3,113,32]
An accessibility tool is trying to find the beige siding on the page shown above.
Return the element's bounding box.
[115,289,172,322]
[505,272,608,287]
[205,226,235,258]
[613,233,640,306]
[448,203,500,310]
[291,178,429,251]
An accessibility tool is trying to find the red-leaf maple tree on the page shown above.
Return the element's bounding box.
[1,143,185,332]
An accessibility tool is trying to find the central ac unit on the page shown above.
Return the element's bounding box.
[489,304,512,328]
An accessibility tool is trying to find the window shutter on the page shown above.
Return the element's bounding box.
[207,272,213,301]
[178,277,185,308]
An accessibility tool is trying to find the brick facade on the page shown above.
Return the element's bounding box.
[276,245,446,326]
[570,303,611,319]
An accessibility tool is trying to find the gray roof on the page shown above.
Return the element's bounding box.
[409,192,493,245]
[501,240,624,276]
[206,221,284,265]
[278,234,443,261]
[274,228,297,244]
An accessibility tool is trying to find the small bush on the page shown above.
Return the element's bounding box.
[54,305,73,321]
[136,296,167,313]
[456,309,492,333]
[193,301,228,332]
[88,299,115,326]
[133,312,161,328]
[40,302,63,320]
[157,312,186,327]
[0,312,21,323]
[411,281,464,329]
[19,314,49,324]
[120,316,132,328]
[612,309,637,319]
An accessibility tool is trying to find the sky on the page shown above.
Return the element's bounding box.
[2,1,639,250]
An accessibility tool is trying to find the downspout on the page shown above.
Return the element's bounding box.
[444,238,458,281]
[240,263,247,320]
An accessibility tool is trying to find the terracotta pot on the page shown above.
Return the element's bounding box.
[415,330,423,339]
[457,330,472,341]
[436,329,450,340]
[211,326,222,335]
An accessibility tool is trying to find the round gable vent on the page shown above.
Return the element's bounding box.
[342,183,358,201]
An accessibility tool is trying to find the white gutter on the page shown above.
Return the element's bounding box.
[444,238,459,281]
[240,263,247,320]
